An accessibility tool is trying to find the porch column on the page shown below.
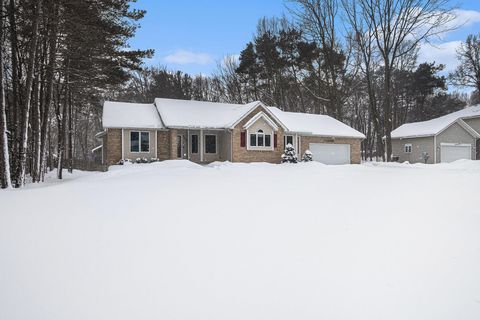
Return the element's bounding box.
[200,129,204,162]
[187,130,190,160]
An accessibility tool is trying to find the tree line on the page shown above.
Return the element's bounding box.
[2,0,480,188]
[0,0,151,188]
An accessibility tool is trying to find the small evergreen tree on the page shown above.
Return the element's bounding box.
[281,143,298,163]
[302,150,313,162]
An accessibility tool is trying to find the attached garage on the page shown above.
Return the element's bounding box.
[440,143,472,163]
[309,143,351,165]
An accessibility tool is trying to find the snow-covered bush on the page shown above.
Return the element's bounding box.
[281,143,298,163]
[302,150,313,162]
[135,157,149,164]
[117,159,133,165]
[150,158,160,163]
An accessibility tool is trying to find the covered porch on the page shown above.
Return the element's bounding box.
[171,129,232,163]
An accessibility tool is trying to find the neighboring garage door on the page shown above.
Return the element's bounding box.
[309,143,351,165]
[440,143,472,163]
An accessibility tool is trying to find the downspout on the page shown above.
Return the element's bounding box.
[231,129,234,162]
[298,135,302,158]
[433,134,437,164]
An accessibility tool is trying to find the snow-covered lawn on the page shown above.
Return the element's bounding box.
[1,160,480,320]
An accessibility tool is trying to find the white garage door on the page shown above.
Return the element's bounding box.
[440,143,471,163]
[309,143,351,165]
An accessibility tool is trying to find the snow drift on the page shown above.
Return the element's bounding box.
[1,161,480,320]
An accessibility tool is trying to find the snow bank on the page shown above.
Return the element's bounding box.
[1,161,480,320]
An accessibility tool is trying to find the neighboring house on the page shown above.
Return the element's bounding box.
[391,105,480,163]
[96,98,365,166]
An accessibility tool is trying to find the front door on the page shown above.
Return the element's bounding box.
[176,135,184,158]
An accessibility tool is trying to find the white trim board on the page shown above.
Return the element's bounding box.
[243,111,279,131]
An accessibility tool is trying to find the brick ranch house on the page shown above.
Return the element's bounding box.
[96,98,365,165]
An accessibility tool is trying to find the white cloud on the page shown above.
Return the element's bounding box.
[449,9,480,29]
[163,50,213,65]
[418,40,462,72]
[411,9,480,41]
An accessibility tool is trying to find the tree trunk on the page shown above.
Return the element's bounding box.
[0,0,12,188]
[57,64,69,180]
[8,0,19,183]
[15,0,43,187]
[384,64,393,162]
[32,67,42,182]
[40,0,58,180]
[67,90,73,173]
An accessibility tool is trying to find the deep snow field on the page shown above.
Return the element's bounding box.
[1,160,480,320]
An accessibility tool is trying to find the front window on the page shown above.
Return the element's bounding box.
[285,135,294,148]
[250,133,257,147]
[130,131,149,152]
[205,135,216,154]
[404,144,412,153]
[265,134,271,147]
[249,129,272,149]
[258,130,264,146]
[191,135,198,154]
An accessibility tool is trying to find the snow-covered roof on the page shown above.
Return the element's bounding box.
[391,105,480,138]
[154,98,265,129]
[102,101,164,129]
[268,107,366,139]
[102,98,364,138]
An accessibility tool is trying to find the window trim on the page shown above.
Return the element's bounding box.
[247,129,274,151]
[284,135,295,149]
[404,143,412,153]
[204,134,217,154]
[130,131,150,153]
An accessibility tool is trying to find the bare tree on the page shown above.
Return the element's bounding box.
[354,0,454,161]
[214,56,245,104]
[449,33,480,93]
[343,0,384,160]
[288,0,351,120]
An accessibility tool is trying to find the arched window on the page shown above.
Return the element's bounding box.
[257,130,264,146]
[249,129,271,148]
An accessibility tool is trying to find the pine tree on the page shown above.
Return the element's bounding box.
[281,143,298,163]
[302,150,313,162]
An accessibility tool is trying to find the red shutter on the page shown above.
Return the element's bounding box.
[240,131,246,147]
[274,133,278,148]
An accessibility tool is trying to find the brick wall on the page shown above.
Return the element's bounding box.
[169,129,178,159]
[105,129,122,165]
[299,136,362,164]
[232,106,285,163]
[157,130,171,160]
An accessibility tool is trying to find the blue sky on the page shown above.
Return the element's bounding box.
[129,0,480,77]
